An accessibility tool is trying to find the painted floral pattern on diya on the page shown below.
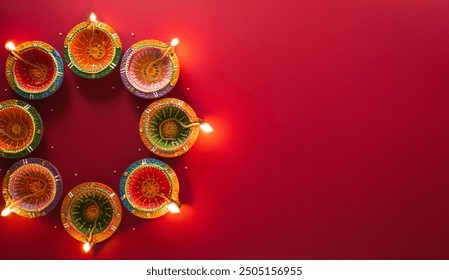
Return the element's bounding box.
[120,158,179,219]
[139,98,200,157]
[61,182,121,245]
[64,21,121,79]
[5,41,64,99]
[0,100,43,159]
[2,158,62,218]
[120,40,180,99]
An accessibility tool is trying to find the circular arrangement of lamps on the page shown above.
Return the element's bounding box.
[0,12,213,253]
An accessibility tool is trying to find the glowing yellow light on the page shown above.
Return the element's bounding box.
[170,38,179,47]
[200,122,213,133]
[83,242,91,252]
[168,202,181,213]
[89,12,97,23]
[1,208,11,217]
[5,41,16,52]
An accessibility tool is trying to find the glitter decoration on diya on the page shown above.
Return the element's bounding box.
[120,158,180,219]
[139,98,213,157]
[1,158,63,218]
[120,38,180,99]
[64,13,121,79]
[0,99,43,159]
[61,182,121,252]
[5,41,64,99]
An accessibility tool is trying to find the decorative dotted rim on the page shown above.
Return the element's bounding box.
[2,158,63,218]
[0,99,43,159]
[139,98,200,157]
[120,158,179,219]
[64,21,122,79]
[5,41,64,100]
[61,182,122,244]
[120,39,180,99]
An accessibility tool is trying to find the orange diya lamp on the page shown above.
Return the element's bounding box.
[64,12,121,79]
[0,100,43,159]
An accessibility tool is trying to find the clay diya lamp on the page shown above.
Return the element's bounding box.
[139,98,213,157]
[5,41,64,99]
[64,13,121,79]
[61,182,121,252]
[120,158,180,219]
[120,39,180,98]
[2,158,63,218]
[0,100,43,159]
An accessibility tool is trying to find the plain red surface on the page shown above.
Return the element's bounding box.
[1,0,449,259]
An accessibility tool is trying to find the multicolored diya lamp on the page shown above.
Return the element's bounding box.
[120,38,180,99]
[120,158,180,219]
[0,99,43,159]
[139,98,213,157]
[1,158,63,218]
[61,182,122,252]
[64,12,121,79]
[5,41,64,99]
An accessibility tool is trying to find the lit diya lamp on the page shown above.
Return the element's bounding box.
[64,12,121,79]
[1,158,62,218]
[0,100,43,159]
[120,158,180,219]
[5,41,64,99]
[120,38,180,99]
[61,182,121,252]
[139,98,213,157]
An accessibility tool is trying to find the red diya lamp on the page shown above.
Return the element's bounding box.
[120,38,180,99]
[139,98,213,157]
[1,158,63,218]
[64,12,122,79]
[0,99,43,159]
[5,41,64,99]
[120,158,180,219]
[61,182,122,252]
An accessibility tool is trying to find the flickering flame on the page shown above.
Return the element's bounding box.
[168,202,181,213]
[89,12,97,23]
[1,207,11,217]
[200,122,213,133]
[83,242,91,252]
[170,38,179,47]
[5,41,16,52]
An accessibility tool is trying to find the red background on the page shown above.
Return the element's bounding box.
[1,0,449,259]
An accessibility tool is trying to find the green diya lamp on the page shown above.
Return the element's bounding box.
[139,98,213,157]
[61,182,122,252]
